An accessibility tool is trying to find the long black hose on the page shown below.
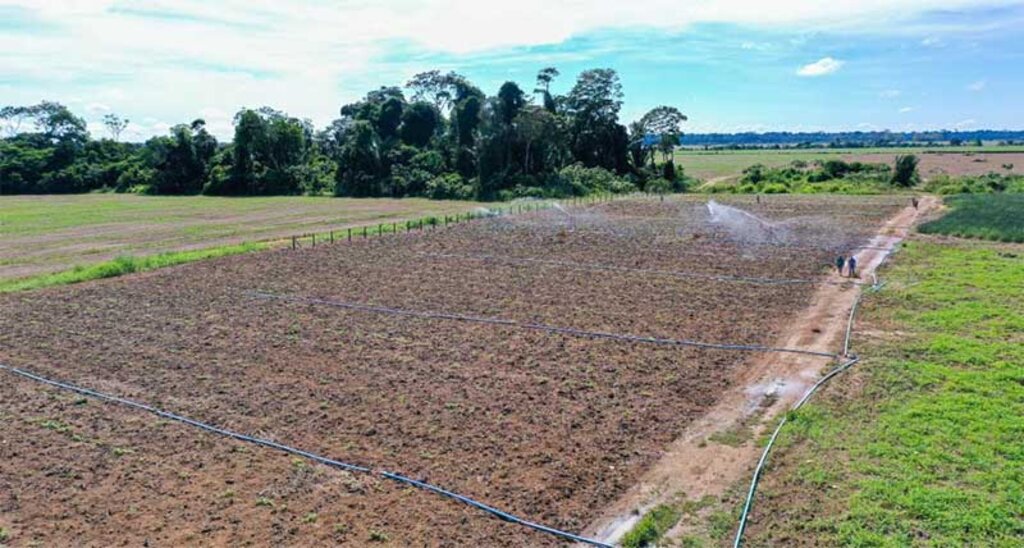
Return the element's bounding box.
[0,362,612,548]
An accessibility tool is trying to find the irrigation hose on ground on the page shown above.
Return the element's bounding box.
[417,252,871,288]
[245,291,840,359]
[0,362,612,548]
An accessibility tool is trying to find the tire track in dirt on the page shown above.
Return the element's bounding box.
[583,196,937,545]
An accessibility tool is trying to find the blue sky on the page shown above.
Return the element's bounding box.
[2,1,1023,140]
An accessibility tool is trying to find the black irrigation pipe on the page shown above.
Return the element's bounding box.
[0,362,612,548]
[245,291,839,359]
[731,356,861,548]
[417,251,870,288]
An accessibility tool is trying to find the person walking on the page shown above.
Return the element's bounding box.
[835,255,845,275]
[846,255,858,278]
[912,197,919,209]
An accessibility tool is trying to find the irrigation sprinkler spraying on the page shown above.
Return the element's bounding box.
[706,200,783,244]
[552,202,576,231]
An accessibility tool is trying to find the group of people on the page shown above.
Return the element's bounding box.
[836,254,858,278]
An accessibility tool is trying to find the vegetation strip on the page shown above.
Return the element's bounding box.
[247,291,839,358]
[0,243,265,293]
[0,362,612,548]
[418,251,869,287]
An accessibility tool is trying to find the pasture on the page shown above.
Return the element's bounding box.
[0,195,908,546]
[675,146,1024,182]
[0,194,490,284]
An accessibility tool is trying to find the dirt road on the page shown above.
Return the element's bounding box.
[584,196,937,544]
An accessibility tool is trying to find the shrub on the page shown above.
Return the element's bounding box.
[646,178,672,194]
[425,173,474,200]
[557,164,636,196]
[891,154,920,187]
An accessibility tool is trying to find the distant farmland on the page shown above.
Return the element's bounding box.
[0,195,490,283]
[675,146,1024,181]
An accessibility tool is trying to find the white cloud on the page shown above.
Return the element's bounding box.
[879,89,902,98]
[797,57,844,76]
[921,36,943,47]
[954,118,977,129]
[899,106,914,113]
[85,102,111,114]
[967,79,987,91]
[3,0,1017,138]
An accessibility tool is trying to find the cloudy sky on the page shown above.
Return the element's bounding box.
[3,0,1023,140]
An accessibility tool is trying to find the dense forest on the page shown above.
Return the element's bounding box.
[0,68,691,199]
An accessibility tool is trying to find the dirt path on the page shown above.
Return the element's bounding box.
[583,196,938,545]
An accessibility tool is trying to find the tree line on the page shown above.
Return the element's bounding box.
[0,69,692,199]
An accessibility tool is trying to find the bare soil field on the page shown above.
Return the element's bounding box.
[675,149,1024,181]
[0,195,906,546]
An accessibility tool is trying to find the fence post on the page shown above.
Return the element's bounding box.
[379,223,383,237]
[292,236,296,250]
[363,226,367,238]
[330,230,334,244]
[348,228,352,242]
[312,233,316,247]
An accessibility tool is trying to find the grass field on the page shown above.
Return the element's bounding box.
[675,146,1024,182]
[919,194,1024,242]
[746,241,1024,545]
[0,194,492,284]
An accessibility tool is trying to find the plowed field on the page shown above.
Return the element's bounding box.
[0,195,906,546]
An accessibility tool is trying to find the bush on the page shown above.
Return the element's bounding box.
[891,154,919,187]
[557,164,636,196]
[425,173,474,200]
[646,178,672,194]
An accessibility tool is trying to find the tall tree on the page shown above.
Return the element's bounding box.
[639,105,687,164]
[102,113,130,142]
[400,101,441,148]
[534,67,560,113]
[564,69,628,172]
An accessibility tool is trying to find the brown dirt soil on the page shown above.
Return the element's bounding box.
[0,196,909,546]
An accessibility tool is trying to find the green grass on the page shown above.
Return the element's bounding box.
[621,504,683,548]
[919,194,1024,242]
[748,242,1024,546]
[0,242,265,292]
[0,194,496,282]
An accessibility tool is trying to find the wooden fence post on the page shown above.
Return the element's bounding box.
[312,233,316,247]
[292,236,296,250]
[363,226,367,238]
[348,228,352,242]
[330,230,334,244]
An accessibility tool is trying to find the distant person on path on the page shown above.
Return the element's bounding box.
[835,255,845,275]
[912,197,919,209]
[846,256,858,278]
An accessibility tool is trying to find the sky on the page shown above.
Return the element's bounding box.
[2,0,1023,141]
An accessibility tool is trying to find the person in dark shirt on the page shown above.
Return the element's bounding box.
[835,255,845,275]
[846,256,858,278]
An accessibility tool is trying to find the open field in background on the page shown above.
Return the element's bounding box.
[745,242,1024,546]
[0,194,492,283]
[675,146,1024,181]
[0,195,907,546]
